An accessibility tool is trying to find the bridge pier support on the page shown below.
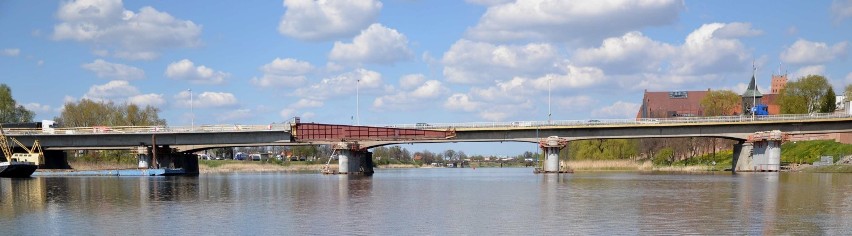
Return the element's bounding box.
[734,130,784,172]
[537,136,570,174]
[331,142,373,175]
[136,145,198,176]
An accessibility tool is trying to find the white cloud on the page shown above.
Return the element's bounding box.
[291,98,324,109]
[250,58,313,88]
[24,103,51,114]
[442,39,561,84]
[465,0,684,44]
[553,96,595,112]
[2,48,20,57]
[329,23,413,64]
[444,94,481,112]
[293,68,383,101]
[52,0,202,60]
[400,74,426,90]
[278,0,382,41]
[82,59,145,80]
[127,93,165,107]
[792,65,826,78]
[465,0,514,6]
[532,65,606,90]
[84,80,139,100]
[591,101,640,119]
[573,31,676,74]
[443,77,538,121]
[175,90,238,109]
[165,59,229,84]
[832,0,852,22]
[670,23,754,75]
[374,79,449,111]
[780,39,848,65]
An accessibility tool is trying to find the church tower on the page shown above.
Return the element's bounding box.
[742,71,763,115]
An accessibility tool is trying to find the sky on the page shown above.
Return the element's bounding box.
[1,0,851,156]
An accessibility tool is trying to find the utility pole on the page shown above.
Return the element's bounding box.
[752,62,756,121]
[188,89,194,130]
[356,79,360,126]
[548,76,552,124]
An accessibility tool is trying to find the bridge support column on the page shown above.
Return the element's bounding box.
[537,136,570,174]
[332,142,373,175]
[734,130,784,172]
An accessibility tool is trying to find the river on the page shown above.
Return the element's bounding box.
[2,168,852,235]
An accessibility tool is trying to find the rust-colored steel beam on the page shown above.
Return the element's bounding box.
[293,123,455,142]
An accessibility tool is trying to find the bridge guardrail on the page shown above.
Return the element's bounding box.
[2,123,292,135]
[382,113,852,130]
[4,113,850,135]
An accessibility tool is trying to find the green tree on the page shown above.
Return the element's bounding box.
[700,90,740,116]
[778,75,832,114]
[0,84,35,123]
[845,84,852,102]
[820,86,836,113]
[55,99,166,127]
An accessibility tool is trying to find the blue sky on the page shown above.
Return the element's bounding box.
[1,0,851,155]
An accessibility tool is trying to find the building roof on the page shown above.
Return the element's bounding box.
[742,75,763,97]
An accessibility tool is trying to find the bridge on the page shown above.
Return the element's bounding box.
[4,113,852,175]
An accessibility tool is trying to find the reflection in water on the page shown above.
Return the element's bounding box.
[2,170,852,234]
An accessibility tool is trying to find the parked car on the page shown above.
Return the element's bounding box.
[249,154,262,161]
[234,152,247,160]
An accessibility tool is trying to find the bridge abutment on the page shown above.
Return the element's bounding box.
[330,142,373,175]
[537,136,570,174]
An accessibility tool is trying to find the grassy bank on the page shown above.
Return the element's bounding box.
[199,160,331,173]
[782,140,852,164]
[799,165,852,173]
[68,161,136,170]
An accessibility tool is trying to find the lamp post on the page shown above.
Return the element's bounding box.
[188,89,194,130]
[548,76,552,124]
[356,79,360,126]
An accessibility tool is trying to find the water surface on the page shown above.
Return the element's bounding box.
[2,168,852,235]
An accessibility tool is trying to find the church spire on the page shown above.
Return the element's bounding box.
[743,61,762,97]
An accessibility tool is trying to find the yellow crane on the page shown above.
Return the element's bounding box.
[0,124,44,165]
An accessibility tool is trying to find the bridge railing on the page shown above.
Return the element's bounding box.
[383,113,852,130]
[2,123,292,135]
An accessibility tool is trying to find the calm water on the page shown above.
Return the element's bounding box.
[2,168,852,235]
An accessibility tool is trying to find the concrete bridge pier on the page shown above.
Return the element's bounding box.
[333,142,374,175]
[136,145,198,176]
[734,130,784,172]
[538,136,570,174]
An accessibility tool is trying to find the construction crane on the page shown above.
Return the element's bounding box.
[0,124,44,165]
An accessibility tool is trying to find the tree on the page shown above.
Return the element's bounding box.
[0,84,35,123]
[700,90,740,116]
[55,99,166,127]
[778,75,832,114]
[845,84,852,102]
[820,87,836,113]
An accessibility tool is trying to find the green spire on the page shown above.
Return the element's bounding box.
[742,73,762,97]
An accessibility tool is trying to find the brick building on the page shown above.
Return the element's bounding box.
[636,73,786,119]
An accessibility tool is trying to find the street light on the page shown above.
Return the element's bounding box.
[188,89,194,130]
[356,79,360,126]
[548,76,552,124]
